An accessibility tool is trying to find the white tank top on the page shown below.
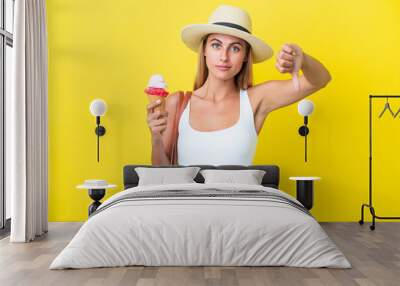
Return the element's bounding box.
[177,89,258,165]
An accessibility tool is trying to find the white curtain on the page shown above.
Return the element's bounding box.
[7,0,48,242]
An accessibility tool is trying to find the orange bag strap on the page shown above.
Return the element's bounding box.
[170,91,192,165]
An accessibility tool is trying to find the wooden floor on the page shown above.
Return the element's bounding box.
[0,222,399,286]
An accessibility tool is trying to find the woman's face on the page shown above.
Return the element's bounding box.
[204,33,248,81]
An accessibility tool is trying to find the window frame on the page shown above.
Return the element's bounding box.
[0,0,14,234]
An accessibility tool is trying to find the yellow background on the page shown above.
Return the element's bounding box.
[46,0,400,221]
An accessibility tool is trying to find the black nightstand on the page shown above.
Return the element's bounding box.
[77,182,117,216]
[289,177,321,210]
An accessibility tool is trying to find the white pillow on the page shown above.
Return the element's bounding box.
[135,167,201,186]
[200,169,266,185]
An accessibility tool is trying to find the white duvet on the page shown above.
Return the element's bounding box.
[49,183,351,269]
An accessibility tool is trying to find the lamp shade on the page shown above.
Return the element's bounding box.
[298,99,314,116]
[90,99,107,116]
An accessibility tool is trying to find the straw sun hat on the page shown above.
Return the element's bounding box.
[181,5,273,63]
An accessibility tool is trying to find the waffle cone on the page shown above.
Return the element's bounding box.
[147,95,166,113]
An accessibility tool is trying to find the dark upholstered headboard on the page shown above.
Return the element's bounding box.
[123,165,280,190]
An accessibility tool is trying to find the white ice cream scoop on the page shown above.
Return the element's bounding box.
[147,74,167,89]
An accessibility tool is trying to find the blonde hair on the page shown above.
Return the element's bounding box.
[193,34,253,90]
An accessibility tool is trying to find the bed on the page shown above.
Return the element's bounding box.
[49,164,351,269]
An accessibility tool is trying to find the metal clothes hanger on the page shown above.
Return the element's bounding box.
[378,97,395,118]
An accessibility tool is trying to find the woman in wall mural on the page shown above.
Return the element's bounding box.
[146,5,331,166]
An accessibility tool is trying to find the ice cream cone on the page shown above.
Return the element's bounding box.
[147,94,165,113]
[145,74,169,113]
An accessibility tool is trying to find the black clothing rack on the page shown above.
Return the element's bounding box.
[359,95,400,230]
